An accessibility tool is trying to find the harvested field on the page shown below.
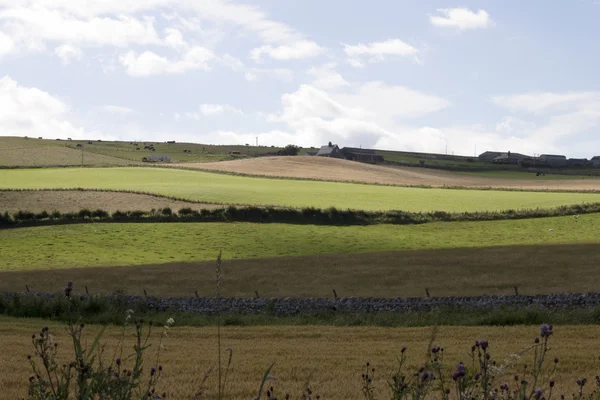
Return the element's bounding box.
[1,318,597,399]
[0,190,221,213]
[3,243,600,298]
[172,156,600,191]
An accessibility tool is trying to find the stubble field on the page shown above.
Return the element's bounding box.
[2,318,599,399]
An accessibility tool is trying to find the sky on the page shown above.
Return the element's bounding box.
[0,0,599,158]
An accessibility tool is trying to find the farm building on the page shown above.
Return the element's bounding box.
[566,158,590,167]
[592,156,600,167]
[539,154,567,167]
[491,152,529,165]
[341,147,384,163]
[142,155,171,162]
[316,144,343,158]
[478,151,503,162]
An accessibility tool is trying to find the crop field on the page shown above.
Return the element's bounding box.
[0,213,594,271]
[2,167,600,212]
[1,243,600,298]
[0,190,219,213]
[1,317,598,399]
[167,156,600,191]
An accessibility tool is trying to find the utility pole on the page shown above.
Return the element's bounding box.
[81,144,84,166]
[255,137,258,146]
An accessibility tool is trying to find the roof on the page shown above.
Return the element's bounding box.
[591,156,600,160]
[540,154,566,158]
[479,151,503,156]
[316,144,339,156]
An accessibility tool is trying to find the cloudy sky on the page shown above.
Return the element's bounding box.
[1,0,599,157]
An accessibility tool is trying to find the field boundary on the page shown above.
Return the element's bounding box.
[2,198,599,229]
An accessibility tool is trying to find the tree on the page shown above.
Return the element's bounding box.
[278,144,300,156]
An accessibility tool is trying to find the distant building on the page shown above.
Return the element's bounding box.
[143,155,171,162]
[592,156,600,167]
[341,147,384,163]
[303,151,317,156]
[539,154,567,167]
[566,158,590,168]
[491,152,529,165]
[316,144,343,158]
[478,151,503,162]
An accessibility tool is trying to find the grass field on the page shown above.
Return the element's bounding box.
[460,170,600,180]
[0,136,136,167]
[0,190,220,213]
[2,243,600,298]
[2,317,599,399]
[0,213,593,271]
[2,167,600,212]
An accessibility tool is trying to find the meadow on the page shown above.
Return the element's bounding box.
[2,167,600,212]
[0,212,593,272]
[3,317,600,399]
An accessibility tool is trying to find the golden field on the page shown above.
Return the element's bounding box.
[3,318,600,399]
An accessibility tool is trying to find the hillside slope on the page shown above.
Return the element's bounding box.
[171,156,600,190]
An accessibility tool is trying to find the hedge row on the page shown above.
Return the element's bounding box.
[2,202,600,228]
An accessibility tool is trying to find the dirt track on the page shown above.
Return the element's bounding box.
[166,156,600,191]
[0,190,221,213]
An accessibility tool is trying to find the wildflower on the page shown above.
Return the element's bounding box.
[431,345,440,354]
[116,358,121,366]
[535,388,543,399]
[151,367,157,376]
[455,362,467,378]
[534,337,540,344]
[554,357,559,364]
[166,317,175,326]
[480,340,489,350]
[540,324,553,338]
[401,347,407,354]
[550,380,555,388]
[501,383,510,391]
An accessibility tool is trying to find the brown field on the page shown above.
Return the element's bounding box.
[3,243,600,298]
[169,156,600,191]
[0,137,135,167]
[2,318,599,399]
[0,190,221,213]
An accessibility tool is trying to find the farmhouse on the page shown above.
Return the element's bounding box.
[142,155,171,162]
[491,152,529,165]
[341,147,384,163]
[478,151,503,162]
[592,156,600,167]
[539,154,567,167]
[316,143,343,158]
[566,158,590,167]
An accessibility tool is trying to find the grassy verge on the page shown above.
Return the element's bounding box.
[2,168,600,212]
[0,214,596,271]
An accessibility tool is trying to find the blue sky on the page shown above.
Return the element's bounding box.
[0,0,599,157]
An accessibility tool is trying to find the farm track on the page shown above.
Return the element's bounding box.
[169,156,600,191]
[0,190,222,213]
[3,243,600,298]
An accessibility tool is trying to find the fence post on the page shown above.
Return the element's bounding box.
[143,289,148,297]
[195,290,199,298]
[425,288,430,298]
[514,286,519,296]
[333,289,338,299]
[25,285,30,293]
[255,291,260,299]
[85,286,89,294]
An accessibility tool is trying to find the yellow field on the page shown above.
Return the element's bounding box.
[173,156,600,191]
[3,318,599,399]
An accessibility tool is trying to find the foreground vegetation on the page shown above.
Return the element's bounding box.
[0,213,593,271]
[2,168,600,212]
[6,314,600,399]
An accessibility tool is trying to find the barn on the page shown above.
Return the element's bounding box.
[316,144,343,158]
[341,147,384,163]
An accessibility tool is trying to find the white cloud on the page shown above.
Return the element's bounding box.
[307,63,349,90]
[163,27,187,50]
[198,103,243,116]
[344,39,417,57]
[347,58,365,68]
[54,44,82,64]
[103,105,134,115]
[430,8,494,30]
[245,68,294,83]
[0,31,15,56]
[0,75,85,138]
[119,46,215,77]
[492,92,600,114]
[250,40,324,62]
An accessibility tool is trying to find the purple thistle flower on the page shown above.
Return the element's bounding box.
[501,382,509,391]
[540,324,553,338]
[535,389,543,399]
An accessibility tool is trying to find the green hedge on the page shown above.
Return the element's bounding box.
[1,202,600,228]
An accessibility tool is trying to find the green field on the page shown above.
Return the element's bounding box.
[1,167,600,212]
[459,170,600,180]
[0,213,593,271]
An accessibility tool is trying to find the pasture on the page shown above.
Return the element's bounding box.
[0,213,594,272]
[1,243,600,298]
[2,317,598,399]
[1,167,600,212]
